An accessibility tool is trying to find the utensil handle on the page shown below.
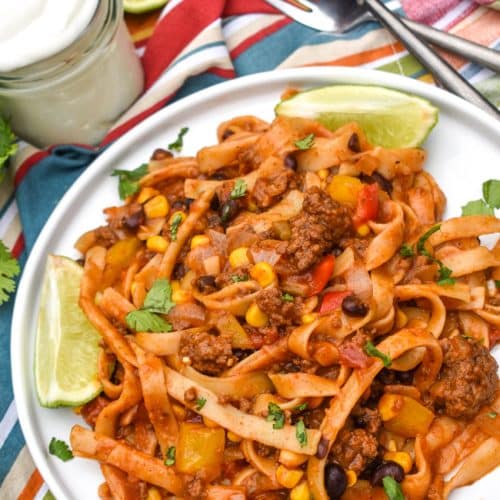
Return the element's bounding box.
[363,0,500,119]
[403,17,500,74]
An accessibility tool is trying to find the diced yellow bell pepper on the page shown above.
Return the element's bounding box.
[144,195,169,219]
[250,262,276,287]
[327,175,362,206]
[176,423,225,480]
[379,393,434,437]
[245,303,268,327]
[229,247,250,268]
[106,237,141,267]
[276,465,304,489]
[216,313,253,350]
[290,481,311,500]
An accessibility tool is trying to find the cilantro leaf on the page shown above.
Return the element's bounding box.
[364,341,392,367]
[416,224,441,259]
[294,133,315,150]
[195,397,207,411]
[296,419,308,448]
[382,476,405,500]
[143,279,175,314]
[170,213,183,241]
[294,403,308,412]
[461,199,494,216]
[168,127,189,152]
[282,293,294,302]
[231,274,248,283]
[267,402,285,430]
[165,446,176,466]
[495,280,500,289]
[126,310,173,333]
[437,265,455,286]
[487,411,497,419]
[399,244,415,258]
[111,164,148,200]
[49,438,73,462]
[482,179,500,209]
[230,179,247,200]
[0,116,17,182]
[0,241,20,305]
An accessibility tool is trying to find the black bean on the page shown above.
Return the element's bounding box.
[210,171,228,180]
[370,461,405,487]
[284,153,298,170]
[324,463,347,500]
[220,199,239,224]
[222,128,235,141]
[396,369,414,385]
[184,197,195,211]
[123,209,144,229]
[332,247,343,257]
[195,275,217,294]
[210,194,221,211]
[348,133,361,153]
[341,295,368,317]
[171,200,186,211]
[360,172,393,194]
[151,148,173,160]
[172,263,187,280]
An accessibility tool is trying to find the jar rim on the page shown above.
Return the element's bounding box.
[0,0,121,90]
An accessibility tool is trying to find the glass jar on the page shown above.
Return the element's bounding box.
[0,0,144,147]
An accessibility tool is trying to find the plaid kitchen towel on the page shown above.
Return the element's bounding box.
[0,0,499,498]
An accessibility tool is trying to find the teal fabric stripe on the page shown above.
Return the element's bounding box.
[0,193,15,221]
[0,422,24,483]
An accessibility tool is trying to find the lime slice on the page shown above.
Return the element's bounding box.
[275,85,439,148]
[35,255,102,408]
[124,0,168,13]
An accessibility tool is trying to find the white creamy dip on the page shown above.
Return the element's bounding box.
[0,0,99,72]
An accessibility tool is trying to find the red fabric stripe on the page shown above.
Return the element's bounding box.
[230,17,290,59]
[224,0,279,16]
[142,0,226,89]
[14,151,50,188]
[11,233,25,259]
[208,66,236,78]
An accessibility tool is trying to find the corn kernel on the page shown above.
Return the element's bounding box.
[247,200,259,212]
[378,393,402,421]
[290,481,310,500]
[146,487,162,500]
[327,175,363,205]
[169,210,187,225]
[144,195,169,219]
[229,247,250,268]
[171,280,192,304]
[245,303,268,327]
[387,439,398,452]
[146,235,168,253]
[276,465,304,489]
[301,313,318,325]
[250,262,276,287]
[395,308,408,328]
[356,223,371,237]
[137,187,160,204]
[318,169,329,180]
[227,431,242,443]
[279,450,308,468]
[203,416,220,428]
[191,234,210,249]
[346,470,357,487]
[384,451,413,473]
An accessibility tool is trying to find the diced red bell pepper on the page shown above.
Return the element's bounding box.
[308,255,335,296]
[353,183,379,228]
[319,291,352,314]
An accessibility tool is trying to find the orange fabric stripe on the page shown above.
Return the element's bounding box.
[18,469,43,500]
[303,41,406,68]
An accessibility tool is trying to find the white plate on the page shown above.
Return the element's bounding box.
[11,67,500,500]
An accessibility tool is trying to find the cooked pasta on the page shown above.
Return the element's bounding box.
[69,106,500,500]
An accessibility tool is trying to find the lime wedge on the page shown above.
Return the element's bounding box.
[35,255,102,408]
[275,85,439,148]
[124,0,168,13]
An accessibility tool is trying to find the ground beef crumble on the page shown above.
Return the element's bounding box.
[425,336,498,419]
[251,169,295,209]
[286,187,352,272]
[255,287,303,326]
[331,427,378,473]
[179,331,235,376]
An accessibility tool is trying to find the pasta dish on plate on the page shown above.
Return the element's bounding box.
[66,102,500,499]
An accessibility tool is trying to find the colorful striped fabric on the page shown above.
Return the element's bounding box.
[1,0,499,498]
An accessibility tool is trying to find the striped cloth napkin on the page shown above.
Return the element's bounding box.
[1,0,499,498]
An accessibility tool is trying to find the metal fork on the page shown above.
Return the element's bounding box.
[265,0,500,118]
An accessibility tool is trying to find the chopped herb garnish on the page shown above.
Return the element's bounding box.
[437,265,455,286]
[487,411,498,419]
[126,310,173,333]
[165,446,176,466]
[495,280,500,289]
[267,402,285,430]
[230,179,247,200]
[482,179,500,209]
[0,241,20,305]
[111,163,148,200]
[382,476,404,500]
[143,279,176,314]
[49,438,73,462]
[231,274,249,283]
[462,334,474,340]
[0,116,17,182]
[416,224,441,258]
[282,293,294,302]
[364,341,392,367]
[294,133,315,150]
[294,403,308,412]
[195,397,207,411]
[461,199,494,216]
[168,127,189,152]
[170,213,183,241]
[296,420,308,448]
[399,244,415,258]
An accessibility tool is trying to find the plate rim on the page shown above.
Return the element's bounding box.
[11,66,500,499]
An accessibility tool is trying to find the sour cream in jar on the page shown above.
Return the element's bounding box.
[0,0,144,147]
